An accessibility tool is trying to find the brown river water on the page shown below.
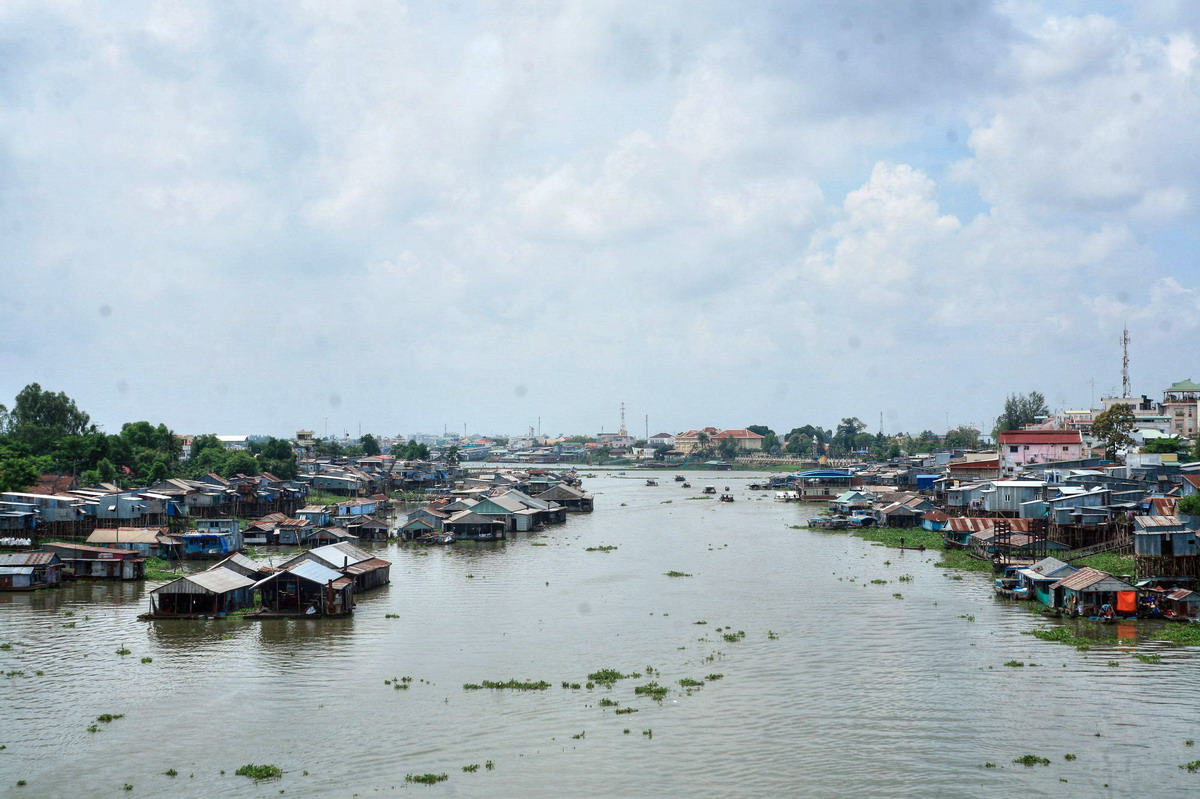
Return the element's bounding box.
[1,471,1198,797]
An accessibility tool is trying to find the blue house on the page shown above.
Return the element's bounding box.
[181,531,239,558]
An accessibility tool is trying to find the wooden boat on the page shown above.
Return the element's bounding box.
[681,482,691,488]
[674,475,685,482]
[645,479,658,486]
[702,486,716,494]
[719,494,735,502]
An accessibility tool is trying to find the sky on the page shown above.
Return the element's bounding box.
[2,1,1199,441]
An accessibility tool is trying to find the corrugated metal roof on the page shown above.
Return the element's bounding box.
[0,551,58,566]
[344,557,390,575]
[286,559,344,585]
[1052,567,1133,592]
[88,529,163,544]
[153,569,255,595]
[307,542,373,566]
[948,518,1035,533]
[1135,515,1183,529]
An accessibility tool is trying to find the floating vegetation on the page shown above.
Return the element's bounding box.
[122,784,132,791]
[462,764,479,773]
[660,500,672,504]
[869,579,888,585]
[62,611,75,617]
[477,679,551,691]
[61,622,76,628]
[767,631,779,640]
[0,643,13,650]
[959,615,975,622]
[1024,627,1098,651]
[485,761,494,771]
[86,725,101,733]
[1013,755,1050,767]
[634,682,669,701]
[694,620,707,625]
[665,571,692,578]
[571,731,585,740]
[1132,653,1162,664]
[96,714,124,723]
[615,707,638,715]
[892,593,904,600]
[164,769,178,777]
[678,678,703,688]
[561,682,581,690]
[384,614,400,619]
[705,673,724,681]
[1064,754,1076,761]
[598,698,619,707]
[642,729,653,738]
[405,773,448,785]
[588,668,632,685]
[463,683,483,690]
[585,545,617,552]
[1181,760,1200,773]
[466,573,475,579]
[898,575,913,582]
[115,647,131,656]
[530,542,548,546]
[5,671,25,678]
[623,728,631,734]
[1187,739,1195,747]
[722,631,746,643]
[140,657,152,664]
[235,764,283,781]
[984,762,997,768]
[1003,661,1025,668]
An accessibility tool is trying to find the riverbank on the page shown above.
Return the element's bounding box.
[795,524,993,572]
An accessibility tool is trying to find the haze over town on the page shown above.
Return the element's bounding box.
[2,1,1198,438]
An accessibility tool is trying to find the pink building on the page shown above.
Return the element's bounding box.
[998,430,1084,475]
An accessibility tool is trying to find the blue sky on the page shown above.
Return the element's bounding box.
[1,1,1198,440]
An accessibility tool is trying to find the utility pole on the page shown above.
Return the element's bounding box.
[1121,325,1131,398]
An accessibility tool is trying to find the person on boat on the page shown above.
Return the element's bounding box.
[1100,602,1115,621]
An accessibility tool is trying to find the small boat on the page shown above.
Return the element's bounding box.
[719,494,735,502]
[681,482,691,488]
[674,475,685,482]
[702,486,716,494]
[645,479,658,486]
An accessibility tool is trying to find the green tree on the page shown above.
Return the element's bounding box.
[944,426,981,449]
[833,418,866,454]
[1092,404,1135,460]
[224,451,259,477]
[993,391,1050,438]
[445,445,460,464]
[189,434,223,462]
[1178,494,1200,516]
[361,434,381,456]
[747,425,779,454]
[1142,436,1185,454]
[2,383,96,453]
[784,425,828,456]
[717,437,739,461]
[96,458,117,484]
[0,441,41,492]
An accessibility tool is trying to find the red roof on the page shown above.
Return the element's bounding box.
[998,430,1082,445]
[714,429,764,440]
[948,458,999,470]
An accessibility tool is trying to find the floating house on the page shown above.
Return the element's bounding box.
[281,542,390,592]
[787,470,854,501]
[0,551,63,590]
[87,528,182,559]
[180,530,240,558]
[41,542,144,580]
[443,510,507,541]
[1015,557,1078,606]
[146,569,257,616]
[533,484,594,512]
[253,560,354,617]
[1162,588,1200,620]
[1050,567,1137,617]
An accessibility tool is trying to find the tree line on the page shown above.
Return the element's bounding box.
[0,383,298,492]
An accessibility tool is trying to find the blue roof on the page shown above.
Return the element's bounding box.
[791,469,852,479]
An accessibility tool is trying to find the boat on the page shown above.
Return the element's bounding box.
[719,494,735,502]
[645,479,658,486]
[681,482,691,488]
[674,475,685,482]
[702,486,716,494]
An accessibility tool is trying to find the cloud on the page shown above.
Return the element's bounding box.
[0,1,1195,437]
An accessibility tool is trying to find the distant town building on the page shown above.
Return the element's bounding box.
[998,429,1084,475]
[1161,379,1200,438]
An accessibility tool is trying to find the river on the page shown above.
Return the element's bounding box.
[1,471,1198,797]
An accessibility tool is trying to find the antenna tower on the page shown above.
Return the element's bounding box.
[1121,325,1131,398]
[619,402,627,436]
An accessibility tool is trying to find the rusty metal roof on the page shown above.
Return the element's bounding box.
[948,518,1035,533]
[0,551,59,566]
[1052,567,1133,592]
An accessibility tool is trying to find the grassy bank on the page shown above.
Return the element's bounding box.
[1075,553,1136,575]
[799,524,994,573]
[144,557,182,582]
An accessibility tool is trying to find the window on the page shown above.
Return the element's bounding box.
[1009,446,1018,453]
[1063,446,1069,451]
